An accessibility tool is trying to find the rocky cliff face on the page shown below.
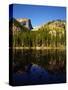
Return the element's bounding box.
[16,18,33,30]
[9,18,29,36]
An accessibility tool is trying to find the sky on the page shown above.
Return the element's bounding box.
[12,4,66,27]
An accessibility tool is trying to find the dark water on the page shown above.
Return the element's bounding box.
[12,49,66,86]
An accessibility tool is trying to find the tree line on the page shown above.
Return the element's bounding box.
[12,25,66,48]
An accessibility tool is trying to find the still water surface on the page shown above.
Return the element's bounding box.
[12,49,66,85]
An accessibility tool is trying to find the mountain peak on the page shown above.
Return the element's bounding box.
[16,18,29,22]
[16,18,33,30]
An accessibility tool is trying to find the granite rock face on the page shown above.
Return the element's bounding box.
[16,18,33,30]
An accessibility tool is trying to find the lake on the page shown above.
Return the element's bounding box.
[12,49,66,86]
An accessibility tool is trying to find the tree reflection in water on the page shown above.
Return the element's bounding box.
[12,49,66,85]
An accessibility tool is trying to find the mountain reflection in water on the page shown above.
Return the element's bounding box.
[12,49,66,85]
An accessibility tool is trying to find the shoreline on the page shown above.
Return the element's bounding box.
[10,46,66,50]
